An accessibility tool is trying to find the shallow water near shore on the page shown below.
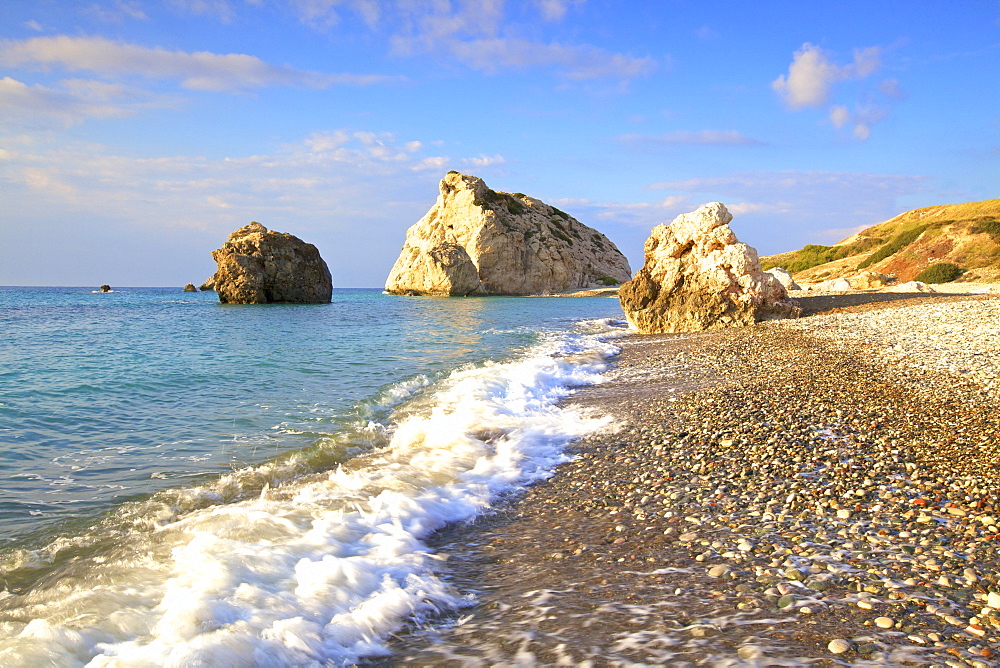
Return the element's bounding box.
[0,286,627,665]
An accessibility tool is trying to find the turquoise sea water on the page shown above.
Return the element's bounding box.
[0,286,626,664]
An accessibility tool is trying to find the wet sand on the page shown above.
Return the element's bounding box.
[376,293,1000,666]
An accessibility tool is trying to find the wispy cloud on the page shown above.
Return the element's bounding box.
[0,36,395,92]
[463,154,505,168]
[444,38,656,80]
[87,0,148,22]
[0,76,179,127]
[648,170,928,252]
[168,0,236,23]
[377,1,655,81]
[619,129,765,147]
[0,128,499,283]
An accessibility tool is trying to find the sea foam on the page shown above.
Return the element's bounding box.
[0,319,623,666]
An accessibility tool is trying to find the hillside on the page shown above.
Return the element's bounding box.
[761,198,1000,284]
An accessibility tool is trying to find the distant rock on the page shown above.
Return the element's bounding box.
[848,271,892,290]
[766,267,800,291]
[100,285,111,293]
[183,283,197,292]
[887,280,937,293]
[384,172,632,296]
[209,222,332,304]
[619,202,799,334]
[199,277,215,291]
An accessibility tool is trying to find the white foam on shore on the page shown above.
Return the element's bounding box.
[0,319,623,666]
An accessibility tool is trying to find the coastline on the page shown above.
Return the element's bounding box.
[380,293,1000,665]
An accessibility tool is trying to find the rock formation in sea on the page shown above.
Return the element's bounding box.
[198,277,215,291]
[619,202,800,334]
[209,222,332,304]
[384,172,632,296]
[183,283,197,292]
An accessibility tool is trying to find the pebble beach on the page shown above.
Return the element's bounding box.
[379,292,1000,666]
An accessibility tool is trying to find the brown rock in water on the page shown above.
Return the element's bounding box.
[183,283,197,292]
[384,172,631,296]
[209,222,332,304]
[199,277,215,291]
[619,202,799,333]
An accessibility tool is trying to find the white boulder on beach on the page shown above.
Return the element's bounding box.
[619,202,800,333]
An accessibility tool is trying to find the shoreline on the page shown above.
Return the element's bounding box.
[378,293,1000,665]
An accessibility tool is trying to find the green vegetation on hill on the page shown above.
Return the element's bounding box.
[970,218,1000,237]
[914,262,963,283]
[856,224,931,269]
[759,198,1000,283]
[760,237,883,273]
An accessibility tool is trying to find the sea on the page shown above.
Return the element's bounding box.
[0,286,628,665]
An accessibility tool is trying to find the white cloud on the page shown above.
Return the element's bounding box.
[381,1,654,81]
[442,37,655,80]
[773,43,901,141]
[169,0,235,22]
[878,78,905,100]
[829,105,850,129]
[0,76,178,127]
[619,129,764,147]
[534,0,580,22]
[413,156,450,171]
[0,36,395,92]
[548,195,695,230]
[772,43,882,109]
[463,154,505,168]
[289,0,382,30]
[87,1,148,22]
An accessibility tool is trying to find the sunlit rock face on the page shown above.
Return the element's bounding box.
[211,222,332,304]
[619,202,799,333]
[384,172,632,296]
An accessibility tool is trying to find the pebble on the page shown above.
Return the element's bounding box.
[737,645,763,660]
[874,617,895,629]
[828,638,851,654]
[707,565,729,578]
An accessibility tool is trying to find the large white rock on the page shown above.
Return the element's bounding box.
[619,203,800,333]
[766,267,801,291]
[384,172,632,296]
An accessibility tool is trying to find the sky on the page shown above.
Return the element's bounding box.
[1,1,998,287]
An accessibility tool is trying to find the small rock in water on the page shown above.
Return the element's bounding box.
[874,617,895,629]
[987,592,1000,609]
[707,564,730,578]
[737,645,763,660]
[828,638,851,654]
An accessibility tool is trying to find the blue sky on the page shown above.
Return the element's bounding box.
[1,0,998,287]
